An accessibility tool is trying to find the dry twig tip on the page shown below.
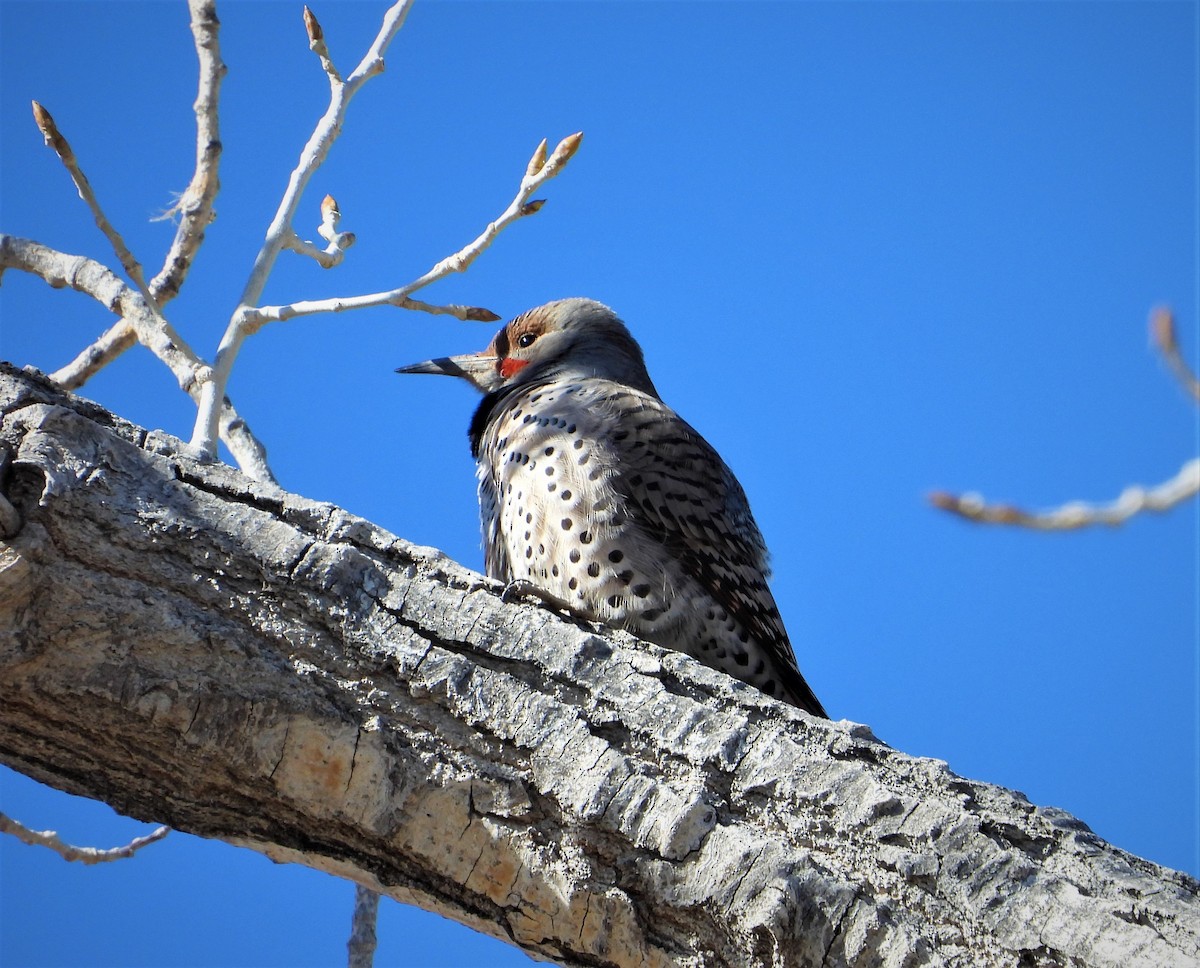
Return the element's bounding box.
[31,101,72,163]
[548,131,584,169]
[1150,306,1200,402]
[526,138,548,177]
[304,6,323,44]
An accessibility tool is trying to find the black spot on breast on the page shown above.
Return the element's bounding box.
[733,651,749,666]
[632,584,651,598]
[561,518,573,531]
[569,549,581,563]
[579,531,593,544]
[608,550,624,563]
[587,562,600,578]
[568,578,578,590]
[561,489,573,500]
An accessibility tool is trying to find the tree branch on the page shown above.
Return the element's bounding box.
[189,0,415,461]
[929,457,1200,529]
[238,135,582,330]
[1,363,1195,967]
[0,812,169,864]
[347,886,380,968]
[931,309,1199,529]
[30,101,159,311]
[33,0,225,390]
[147,0,225,307]
[0,236,274,483]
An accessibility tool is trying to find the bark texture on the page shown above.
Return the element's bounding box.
[0,362,1196,967]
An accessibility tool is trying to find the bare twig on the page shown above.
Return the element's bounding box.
[31,101,159,312]
[239,133,583,331]
[305,6,342,83]
[932,309,1199,530]
[1,235,275,483]
[1151,307,1200,402]
[929,457,1200,530]
[50,322,138,389]
[65,0,226,387]
[0,811,169,865]
[189,0,415,461]
[283,194,356,268]
[347,886,380,968]
[149,0,225,304]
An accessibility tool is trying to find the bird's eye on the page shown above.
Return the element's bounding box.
[517,333,538,349]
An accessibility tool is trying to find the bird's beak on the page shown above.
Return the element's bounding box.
[395,352,502,393]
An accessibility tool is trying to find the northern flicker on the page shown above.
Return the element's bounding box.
[397,298,827,717]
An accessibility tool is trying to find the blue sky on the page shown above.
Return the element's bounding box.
[1,1,1196,966]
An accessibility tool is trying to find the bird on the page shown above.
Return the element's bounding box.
[396,298,827,717]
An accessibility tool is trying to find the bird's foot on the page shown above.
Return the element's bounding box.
[500,579,573,613]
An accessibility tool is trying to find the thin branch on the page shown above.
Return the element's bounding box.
[30,101,159,313]
[65,0,226,389]
[189,0,415,461]
[283,194,356,268]
[148,0,225,306]
[1151,306,1200,402]
[0,811,169,865]
[50,321,137,389]
[240,133,583,331]
[346,886,380,968]
[929,456,1200,529]
[1,235,275,483]
[932,308,1199,529]
[305,6,342,84]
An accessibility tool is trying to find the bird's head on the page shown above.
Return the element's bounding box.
[396,298,658,397]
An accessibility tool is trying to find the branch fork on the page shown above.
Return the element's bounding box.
[12,1,585,484]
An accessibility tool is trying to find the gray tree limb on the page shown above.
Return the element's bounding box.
[0,362,1196,968]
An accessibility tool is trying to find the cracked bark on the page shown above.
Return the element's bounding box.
[0,362,1196,968]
